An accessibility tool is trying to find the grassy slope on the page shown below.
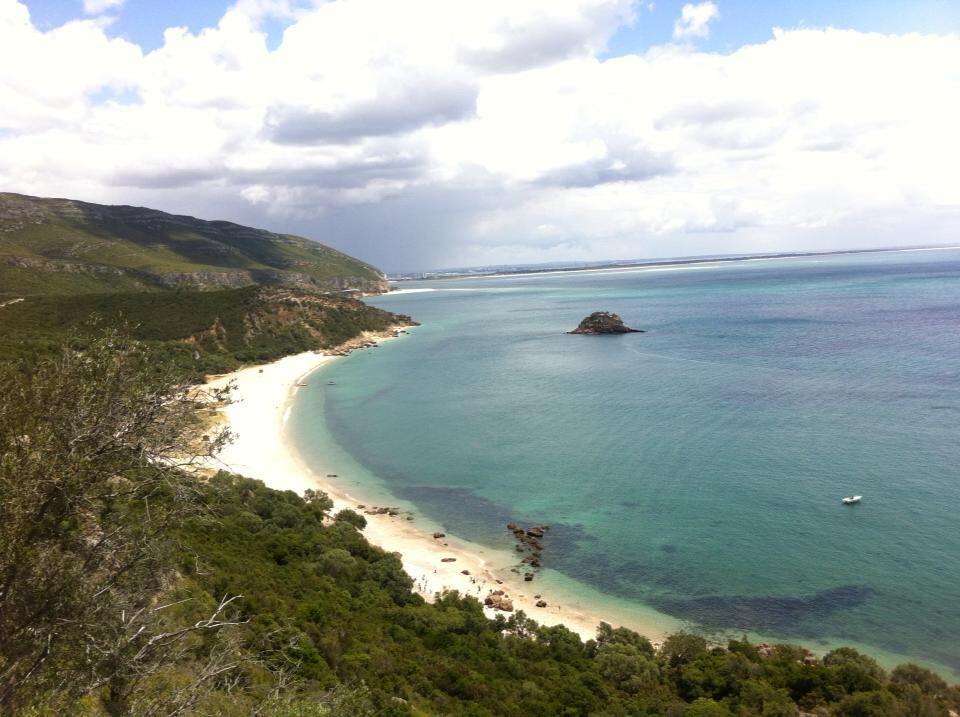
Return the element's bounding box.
[0,192,385,295]
[0,263,151,296]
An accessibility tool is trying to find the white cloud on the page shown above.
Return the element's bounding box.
[83,0,125,15]
[229,0,295,20]
[1,1,959,271]
[672,1,719,40]
[0,2,141,131]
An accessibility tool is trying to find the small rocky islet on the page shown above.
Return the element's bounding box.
[568,311,644,334]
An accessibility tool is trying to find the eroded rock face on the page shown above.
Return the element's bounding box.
[568,312,643,334]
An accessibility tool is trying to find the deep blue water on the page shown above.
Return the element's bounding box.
[291,249,960,675]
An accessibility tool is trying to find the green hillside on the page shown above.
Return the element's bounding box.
[0,192,388,296]
[1,195,958,714]
[2,335,958,714]
[0,286,415,380]
[0,193,404,378]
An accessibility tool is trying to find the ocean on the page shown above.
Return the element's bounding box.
[287,248,960,677]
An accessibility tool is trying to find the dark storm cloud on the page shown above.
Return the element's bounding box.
[232,174,524,272]
[241,153,428,190]
[108,144,429,193]
[107,166,222,189]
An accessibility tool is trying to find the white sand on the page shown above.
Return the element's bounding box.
[203,332,670,643]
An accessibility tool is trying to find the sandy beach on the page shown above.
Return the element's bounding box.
[203,330,671,643]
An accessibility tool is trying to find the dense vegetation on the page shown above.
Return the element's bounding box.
[1,333,957,716]
[175,475,960,716]
[0,192,386,295]
[2,194,956,714]
[0,192,417,381]
[0,286,413,380]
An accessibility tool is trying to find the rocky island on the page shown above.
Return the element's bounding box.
[568,311,643,334]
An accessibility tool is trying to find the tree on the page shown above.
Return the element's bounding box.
[660,633,709,668]
[685,696,734,716]
[0,330,232,713]
[595,642,660,693]
[595,621,656,657]
[888,665,952,717]
[737,679,798,717]
[334,508,367,530]
[831,690,898,717]
[304,488,334,515]
[823,647,886,694]
[889,664,948,699]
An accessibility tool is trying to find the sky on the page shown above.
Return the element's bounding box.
[2,1,960,272]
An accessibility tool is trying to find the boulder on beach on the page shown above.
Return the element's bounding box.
[568,312,643,334]
[484,593,514,612]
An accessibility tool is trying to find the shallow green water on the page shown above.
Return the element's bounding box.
[289,249,960,676]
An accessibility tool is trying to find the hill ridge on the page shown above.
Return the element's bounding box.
[0,192,388,296]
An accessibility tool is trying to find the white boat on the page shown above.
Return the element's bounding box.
[841,495,862,505]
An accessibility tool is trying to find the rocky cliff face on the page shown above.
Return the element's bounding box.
[568,311,643,334]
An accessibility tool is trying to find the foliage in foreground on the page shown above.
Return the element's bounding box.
[0,331,235,715]
[1,334,958,715]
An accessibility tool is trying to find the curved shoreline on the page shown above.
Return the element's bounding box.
[199,334,960,678]
[203,331,677,644]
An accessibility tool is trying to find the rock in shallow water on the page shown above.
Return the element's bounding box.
[568,311,643,334]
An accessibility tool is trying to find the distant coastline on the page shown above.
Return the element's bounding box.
[389,244,960,283]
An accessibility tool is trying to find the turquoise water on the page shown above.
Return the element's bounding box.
[290,249,960,676]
